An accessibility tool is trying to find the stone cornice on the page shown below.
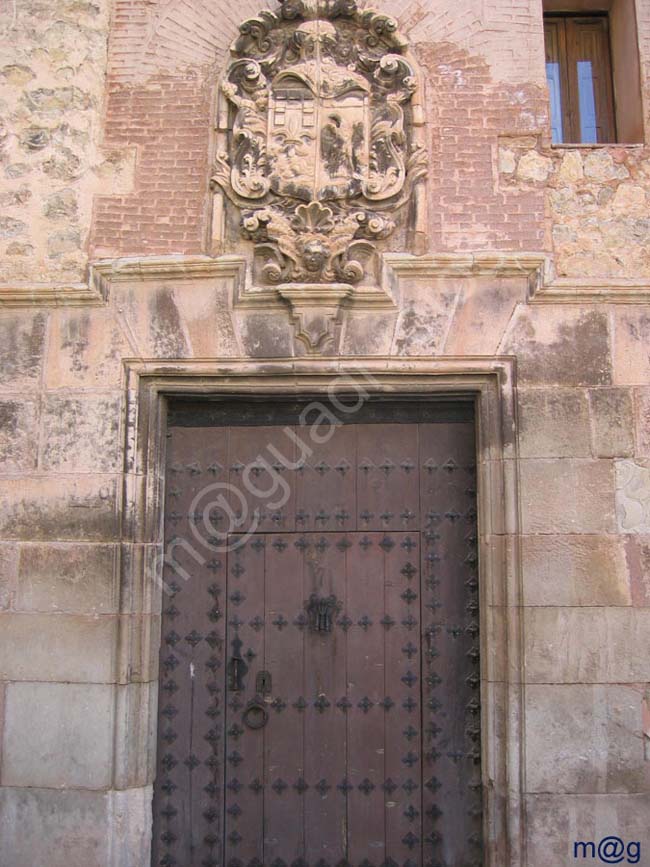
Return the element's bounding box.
[2,252,650,308]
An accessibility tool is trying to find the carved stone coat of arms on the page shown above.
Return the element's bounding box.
[212,0,427,291]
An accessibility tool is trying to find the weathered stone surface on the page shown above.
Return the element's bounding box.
[624,536,650,607]
[443,277,525,355]
[525,608,650,683]
[583,150,627,182]
[44,188,78,220]
[0,543,19,611]
[0,476,119,541]
[502,307,611,386]
[41,393,122,473]
[556,150,584,185]
[0,0,114,285]
[1,682,114,789]
[119,543,163,616]
[236,311,295,358]
[108,285,191,358]
[341,312,398,356]
[612,311,650,386]
[0,613,117,682]
[588,388,635,458]
[392,281,460,355]
[17,543,119,613]
[517,389,591,458]
[0,313,47,392]
[522,535,630,607]
[526,684,650,793]
[526,793,650,865]
[45,307,129,389]
[635,388,650,457]
[108,786,153,867]
[616,460,650,534]
[516,151,553,183]
[0,787,111,867]
[166,282,240,358]
[520,459,616,534]
[0,399,39,472]
[113,683,158,789]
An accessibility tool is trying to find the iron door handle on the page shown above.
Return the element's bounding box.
[242,700,269,730]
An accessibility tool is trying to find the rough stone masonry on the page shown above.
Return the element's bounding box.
[1,0,650,865]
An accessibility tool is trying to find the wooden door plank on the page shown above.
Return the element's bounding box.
[224,536,266,867]
[302,534,348,864]
[419,421,482,867]
[263,535,306,864]
[345,534,387,866]
[383,533,423,865]
[294,424,358,533]
[356,424,420,533]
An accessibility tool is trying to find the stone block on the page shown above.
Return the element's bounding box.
[115,614,160,685]
[236,311,295,358]
[522,535,630,606]
[108,786,153,867]
[42,393,122,473]
[525,608,650,683]
[108,284,196,359]
[517,389,591,458]
[525,684,650,793]
[624,536,650,606]
[391,280,460,356]
[45,307,130,389]
[0,612,118,682]
[526,793,650,865]
[588,388,635,458]
[0,787,111,867]
[635,387,650,457]
[341,311,398,355]
[0,312,47,392]
[0,399,39,472]
[1,682,114,788]
[113,683,158,789]
[616,460,650,533]
[0,475,119,541]
[167,281,241,357]
[0,543,19,610]
[612,310,650,386]
[119,543,163,616]
[443,276,526,356]
[16,542,119,613]
[520,459,616,534]
[502,306,611,386]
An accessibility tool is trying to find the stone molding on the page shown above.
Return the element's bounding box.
[118,356,525,867]
[3,252,650,311]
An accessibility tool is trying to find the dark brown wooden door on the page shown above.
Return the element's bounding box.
[152,401,482,867]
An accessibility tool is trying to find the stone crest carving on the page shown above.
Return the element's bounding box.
[211,0,426,349]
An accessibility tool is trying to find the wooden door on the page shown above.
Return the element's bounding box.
[152,400,482,867]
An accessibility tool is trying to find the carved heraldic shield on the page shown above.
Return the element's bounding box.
[212,0,426,288]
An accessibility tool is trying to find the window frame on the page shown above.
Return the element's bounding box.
[544,11,617,145]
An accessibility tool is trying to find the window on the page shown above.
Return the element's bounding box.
[544,14,615,144]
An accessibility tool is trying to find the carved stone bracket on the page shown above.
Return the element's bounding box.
[277,282,352,350]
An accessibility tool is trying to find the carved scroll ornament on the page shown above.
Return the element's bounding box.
[212,0,427,292]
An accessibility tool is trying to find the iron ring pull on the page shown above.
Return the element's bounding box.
[242,700,269,730]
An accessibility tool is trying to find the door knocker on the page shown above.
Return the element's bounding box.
[242,700,269,730]
[305,594,341,633]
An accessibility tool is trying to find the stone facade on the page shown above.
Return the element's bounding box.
[1,1,650,866]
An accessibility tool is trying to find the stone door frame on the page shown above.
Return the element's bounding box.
[117,356,524,867]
